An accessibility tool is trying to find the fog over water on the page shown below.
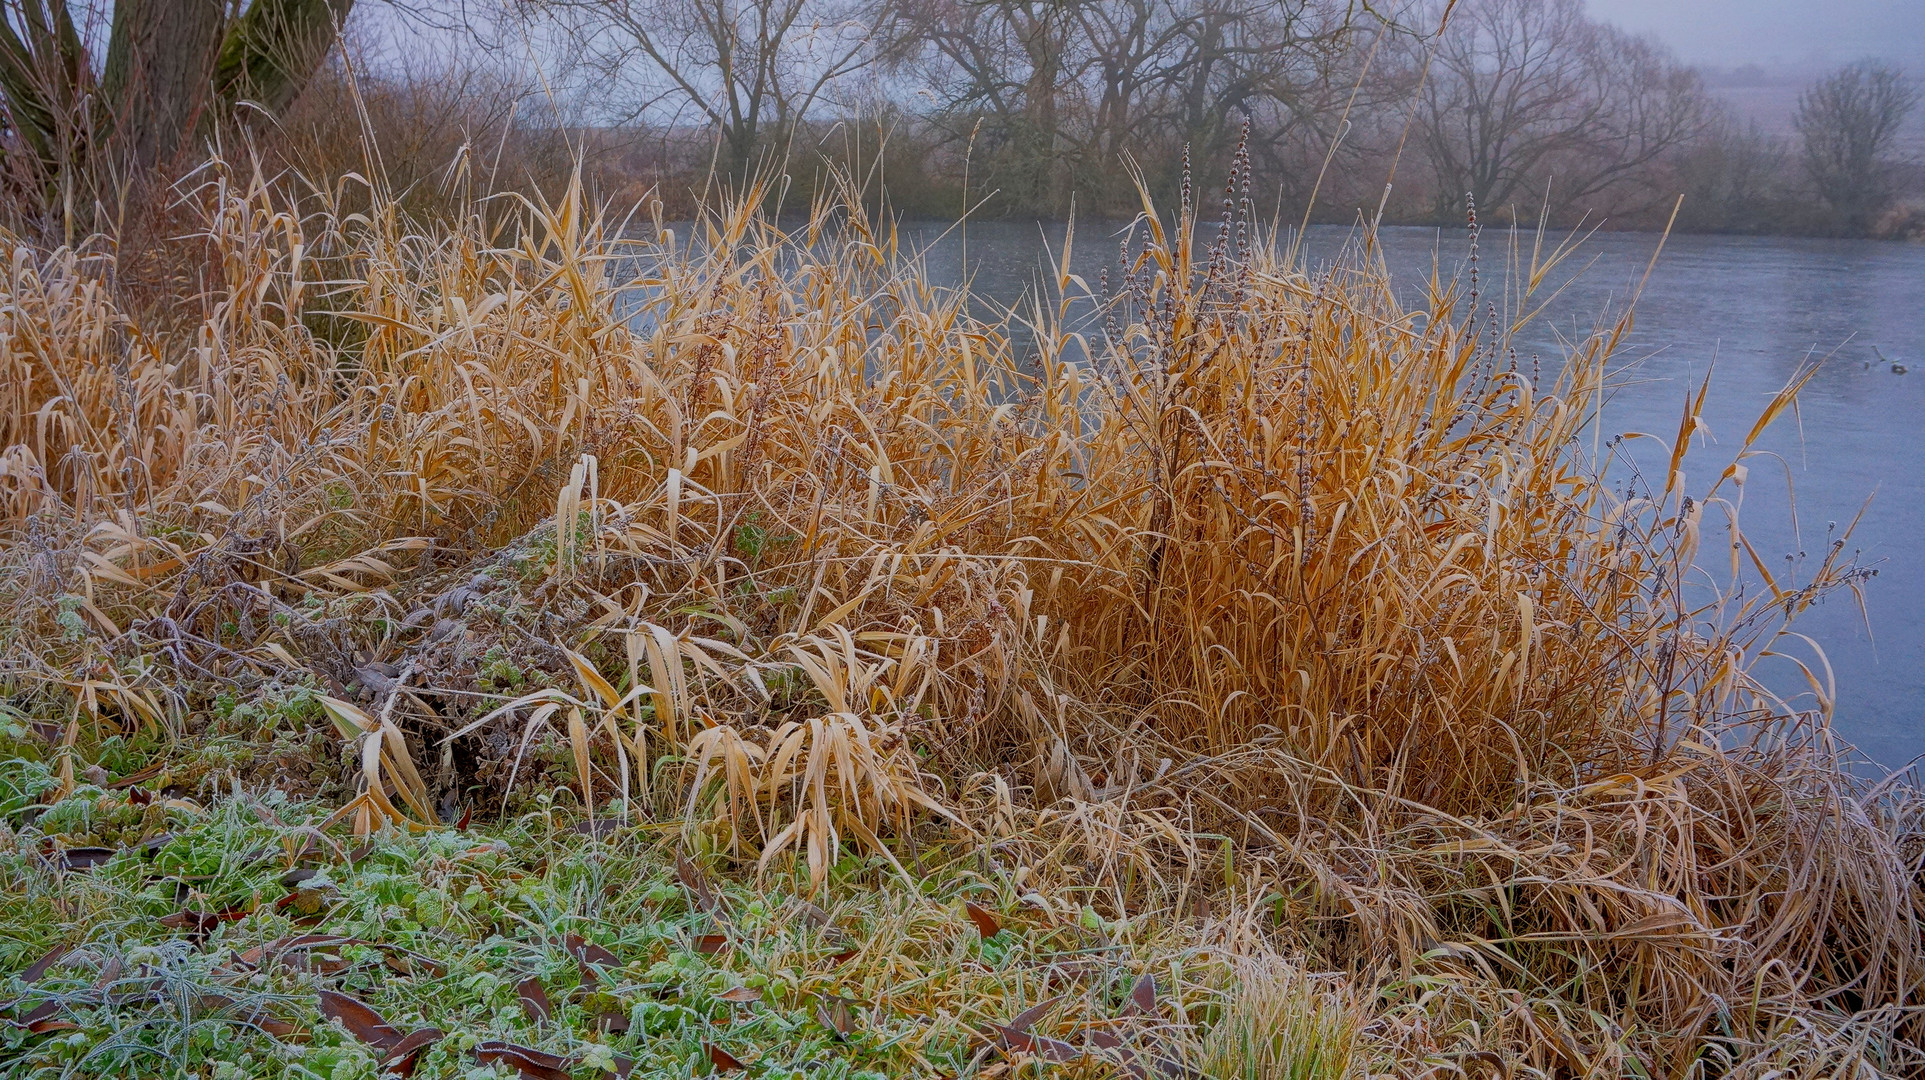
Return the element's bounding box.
[1584,0,1925,67]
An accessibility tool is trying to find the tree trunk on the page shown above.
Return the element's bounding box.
[0,0,93,174]
[0,0,352,231]
[215,0,357,116]
[101,0,228,172]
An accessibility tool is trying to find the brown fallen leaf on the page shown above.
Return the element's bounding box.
[1154,1054,1205,1078]
[1123,973,1157,1017]
[993,1024,1084,1064]
[380,1027,445,1077]
[94,957,124,989]
[277,876,342,921]
[159,910,218,934]
[380,949,446,978]
[565,932,620,968]
[160,906,250,942]
[706,1043,747,1072]
[9,1001,68,1033]
[107,764,164,790]
[260,933,361,971]
[196,995,298,1038]
[288,952,353,976]
[60,847,115,871]
[1007,995,1064,1034]
[126,786,154,807]
[676,852,721,913]
[21,946,68,983]
[596,1010,631,1033]
[815,997,856,1039]
[610,1052,635,1078]
[824,947,858,966]
[517,978,553,1023]
[565,932,619,987]
[135,833,174,857]
[716,986,762,1004]
[318,989,405,1050]
[21,1017,79,1034]
[965,901,1002,939]
[692,934,729,954]
[1083,1028,1152,1079]
[474,1040,575,1080]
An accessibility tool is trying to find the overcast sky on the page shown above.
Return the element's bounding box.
[363,2,1925,82]
[1585,0,1925,69]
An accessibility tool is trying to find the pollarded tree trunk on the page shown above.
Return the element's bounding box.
[215,0,358,116]
[101,0,229,172]
[0,0,355,222]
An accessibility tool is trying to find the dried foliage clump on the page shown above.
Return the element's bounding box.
[0,157,1917,1075]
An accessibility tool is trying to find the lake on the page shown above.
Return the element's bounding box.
[893,220,1925,772]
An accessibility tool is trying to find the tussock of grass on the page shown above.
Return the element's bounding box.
[0,154,1919,1076]
[1191,961,1358,1080]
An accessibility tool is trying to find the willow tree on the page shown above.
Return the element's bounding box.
[1795,62,1918,237]
[1411,0,1706,224]
[0,0,353,217]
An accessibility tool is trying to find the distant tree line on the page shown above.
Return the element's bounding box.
[491,0,1919,235]
[0,0,1918,238]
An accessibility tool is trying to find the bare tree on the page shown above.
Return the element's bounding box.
[1672,115,1790,234]
[1410,0,1705,223]
[889,0,1077,206]
[511,0,892,177]
[894,0,1361,210]
[1105,0,1351,168]
[1795,61,1918,236]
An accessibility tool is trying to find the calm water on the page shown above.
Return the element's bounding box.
[893,221,1925,771]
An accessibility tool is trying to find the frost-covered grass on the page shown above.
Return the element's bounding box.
[2,737,1312,1080]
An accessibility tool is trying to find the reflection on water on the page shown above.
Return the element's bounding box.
[888,219,1925,771]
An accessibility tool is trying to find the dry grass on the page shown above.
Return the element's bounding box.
[0,153,1918,1076]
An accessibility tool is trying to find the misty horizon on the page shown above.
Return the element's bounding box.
[1586,0,1924,70]
[1577,1,1925,151]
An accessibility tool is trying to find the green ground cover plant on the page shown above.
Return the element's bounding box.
[0,731,1349,1080]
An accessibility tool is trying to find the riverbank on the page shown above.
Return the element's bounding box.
[2,164,1920,1076]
